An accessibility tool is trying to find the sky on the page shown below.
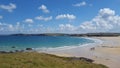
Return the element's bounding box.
[0,0,120,34]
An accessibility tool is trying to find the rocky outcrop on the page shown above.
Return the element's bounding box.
[26,48,32,50]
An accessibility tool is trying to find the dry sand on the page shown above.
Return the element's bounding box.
[39,36,120,68]
[92,37,120,68]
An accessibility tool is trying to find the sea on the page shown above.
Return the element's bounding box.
[0,36,96,52]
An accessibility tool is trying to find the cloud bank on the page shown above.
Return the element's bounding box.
[56,14,76,20]
[58,8,120,33]
[0,3,16,12]
[79,8,120,32]
[0,8,120,33]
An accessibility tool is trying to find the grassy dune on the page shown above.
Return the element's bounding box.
[0,52,108,68]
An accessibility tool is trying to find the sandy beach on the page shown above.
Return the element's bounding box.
[40,36,120,68]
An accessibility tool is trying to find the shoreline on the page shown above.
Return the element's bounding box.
[35,37,102,52]
[0,36,95,52]
[38,36,120,68]
[0,36,120,68]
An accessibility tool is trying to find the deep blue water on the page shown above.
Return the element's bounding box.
[0,36,94,51]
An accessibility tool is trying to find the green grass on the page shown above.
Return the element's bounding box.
[0,52,108,68]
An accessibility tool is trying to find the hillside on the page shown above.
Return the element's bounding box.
[0,52,108,68]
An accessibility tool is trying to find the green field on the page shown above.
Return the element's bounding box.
[0,52,108,68]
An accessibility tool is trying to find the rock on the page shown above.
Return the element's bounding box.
[26,48,32,50]
[79,57,94,63]
[0,51,7,53]
[9,51,14,53]
[69,57,94,63]
[19,50,24,52]
[12,46,16,48]
[90,47,95,51]
[15,50,19,52]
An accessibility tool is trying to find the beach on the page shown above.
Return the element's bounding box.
[40,37,120,68]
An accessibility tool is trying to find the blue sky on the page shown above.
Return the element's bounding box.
[0,0,120,34]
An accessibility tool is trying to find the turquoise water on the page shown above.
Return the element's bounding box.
[0,36,94,51]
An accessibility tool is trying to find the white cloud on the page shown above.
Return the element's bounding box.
[15,22,24,31]
[57,8,120,33]
[0,22,45,33]
[0,16,3,19]
[79,8,120,32]
[24,19,34,23]
[0,3,16,12]
[56,14,76,20]
[73,1,86,7]
[1,8,120,33]
[80,21,96,30]
[0,22,24,32]
[59,24,76,31]
[35,16,52,21]
[38,4,49,13]
[99,8,115,16]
